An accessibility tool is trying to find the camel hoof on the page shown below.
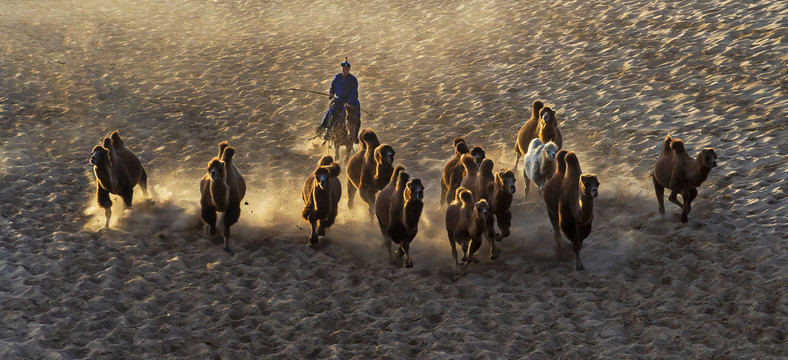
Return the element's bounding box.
[575,263,585,271]
[223,247,234,256]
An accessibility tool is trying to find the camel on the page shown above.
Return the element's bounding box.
[445,188,490,273]
[200,142,246,255]
[651,134,718,223]
[537,106,563,149]
[513,100,544,171]
[346,128,395,221]
[90,131,149,228]
[486,169,516,250]
[302,155,342,245]
[459,156,499,258]
[543,150,599,271]
[375,165,424,268]
[523,138,559,202]
[440,137,472,207]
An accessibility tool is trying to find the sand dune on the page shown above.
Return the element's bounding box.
[1,0,786,357]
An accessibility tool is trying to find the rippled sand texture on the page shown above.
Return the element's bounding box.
[1,0,786,358]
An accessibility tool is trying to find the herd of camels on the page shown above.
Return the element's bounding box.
[89,100,718,273]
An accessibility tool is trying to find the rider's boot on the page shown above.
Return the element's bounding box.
[322,128,330,140]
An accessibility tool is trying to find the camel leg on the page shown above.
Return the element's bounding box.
[309,217,319,245]
[513,151,521,172]
[346,179,357,209]
[495,210,512,242]
[680,188,697,224]
[668,191,683,209]
[400,241,412,268]
[449,232,461,272]
[523,176,531,202]
[385,236,393,262]
[467,236,483,264]
[653,176,666,216]
[222,205,241,255]
[572,238,585,271]
[200,205,218,236]
[97,186,112,228]
[121,187,134,209]
[366,200,375,224]
[139,167,149,197]
[486,216,500,260]
[546,210,562,258]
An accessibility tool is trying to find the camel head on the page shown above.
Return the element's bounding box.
[496,169,517,195]
[314,166,332,190]
[543,141,558,161]
[405,178,424,201]
[475,199,490,220]
[580,174,600,198]
[701,148,718,169]
[540,106,557,127]
[207,159,227,182]
[90,145,111,168]
[374,144,395,165]
[471,146,486,165]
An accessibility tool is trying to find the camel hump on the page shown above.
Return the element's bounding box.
[555,149,568,174]
[457,187,474,205]
[670,138,686,153]
[479,158,494,174]
[460,154,476,171]
[102,137,112,149]
[221,146,236,163]
[360,128,380,149]
[532,100,544,115]
[317,155,335,167]
[565,151,582,173]
[528,137,543,153]
[453,137,466,148]
[390,164,407,183]
[660,134,673,154]
[322,163,341,178]
[208,158,223,169]
[396,170,411,188]
[218,141,230,158]
[456,142,470,154]
[110,130,124,148]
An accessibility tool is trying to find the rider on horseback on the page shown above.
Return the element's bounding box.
[319,58,361,143]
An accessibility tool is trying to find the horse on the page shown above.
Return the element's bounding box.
[324,100,359,163]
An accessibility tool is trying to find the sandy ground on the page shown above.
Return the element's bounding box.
[1,0,786,358]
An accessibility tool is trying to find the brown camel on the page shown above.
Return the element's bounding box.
[200,142,246,255]
[651,134,718,223]
[90,131,149,228]
[302,155,342,245]
[346,128,395,222]
[513,100,544,171]
[543,150,599,271]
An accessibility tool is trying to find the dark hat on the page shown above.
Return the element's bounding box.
[340,57,351,67]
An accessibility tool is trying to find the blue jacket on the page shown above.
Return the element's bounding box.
[329,73,359,106]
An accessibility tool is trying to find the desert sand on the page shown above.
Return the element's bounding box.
[1,0,786,358]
